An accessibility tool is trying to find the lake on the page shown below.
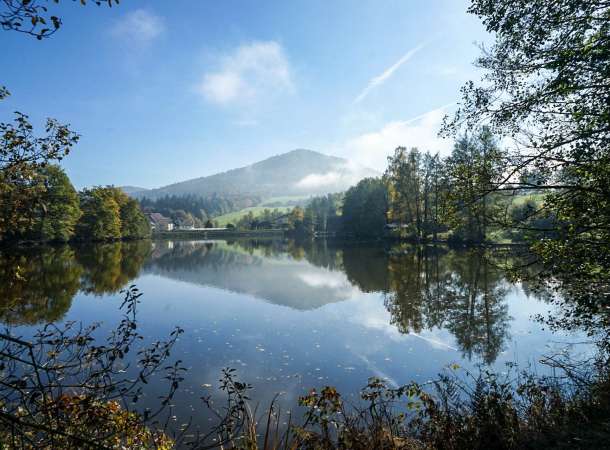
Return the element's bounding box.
[0,238,585,434]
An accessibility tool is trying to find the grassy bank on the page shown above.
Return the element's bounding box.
[214,206,293,227]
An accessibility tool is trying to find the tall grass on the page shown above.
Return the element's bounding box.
[199,358,609,450]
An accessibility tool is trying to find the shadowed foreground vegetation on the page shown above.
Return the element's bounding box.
[0,239,608,448]
[0,284,608,449]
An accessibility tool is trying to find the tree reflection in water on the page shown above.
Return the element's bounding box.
[147,239,515,364]
[382,246,511,364]
[0,246,82,325]
[0,240,151,325]
[1,239,518,363]
[77,240,151,295]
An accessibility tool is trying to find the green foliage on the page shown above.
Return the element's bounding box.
[504,196,557,243]
[385,147,421,236]
[0,85,151,244]
[444,0,610,278]
[75,187,150,241]
[33,165,81,241]
[0,91,79,241]
[303,193,343,234]
[76,187,122,241]
[0,165,81,242]
[217,206,292,228]
[0,165,46,240]
[139,193,260,226]
[342,177,388,237]
[444,128,506,243]
[288,206,306,233]
[118,196,151,239]
[385,147,449,241]
[0,0,118,40]
[0,109,78,172]
[0,174,150,243]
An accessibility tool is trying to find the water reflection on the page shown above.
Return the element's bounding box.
[384,246,510,364]
[0,246,82,325]
[78,241,151,295]
[145,240,355,310]
[144,240,514,363]
[0,241,151,325]
[1,239,526,364]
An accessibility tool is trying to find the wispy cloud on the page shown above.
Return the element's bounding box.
[294,162,378,191]
[353,43,425,104]
[342,103,455,171]
[295,172,342,190]
[196,41,292,106]
[110,9,165,45]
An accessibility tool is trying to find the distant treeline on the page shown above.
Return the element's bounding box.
[234,208,289,229]
[300,127,556,243]
[0,165,150,243]
[162,128,554,244]
[138,193,261,227]
[226,194,343,233]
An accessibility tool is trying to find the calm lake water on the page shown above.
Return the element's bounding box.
[0,238,584,432]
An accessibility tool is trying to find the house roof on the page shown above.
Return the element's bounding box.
[148,213,172,224]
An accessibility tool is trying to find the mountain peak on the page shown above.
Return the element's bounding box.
[133,150,379,200]
[285,148,323,156]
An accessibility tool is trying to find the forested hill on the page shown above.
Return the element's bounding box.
[126,149,378,200]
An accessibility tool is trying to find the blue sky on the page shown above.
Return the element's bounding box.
[0,0,490,188]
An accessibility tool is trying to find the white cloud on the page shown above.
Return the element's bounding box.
[354,43,425,104]
[340,295,458,351]
[293,163,379,192]
[342,103,455,172]
[299,272,350,289]
[201,72,244,104]
[111,9,165,44]
[295,172,342,190]
[197,41,292,106]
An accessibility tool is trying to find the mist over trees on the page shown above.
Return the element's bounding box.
[302,127,537,244]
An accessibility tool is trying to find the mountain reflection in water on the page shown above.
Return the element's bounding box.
[0,239,552,365]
